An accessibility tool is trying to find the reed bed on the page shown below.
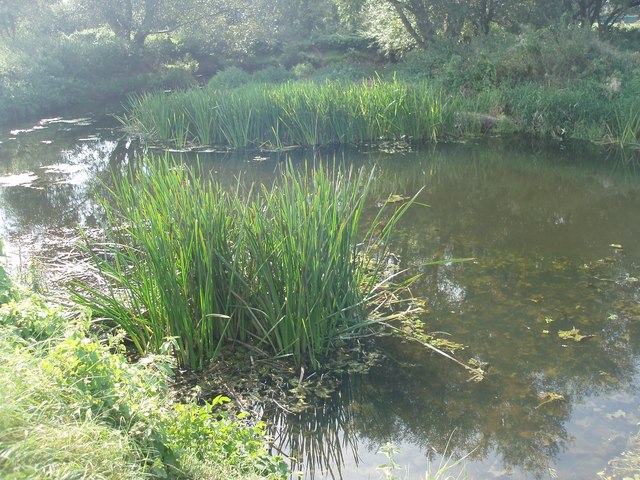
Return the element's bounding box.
[122,80,457,148]
[73,157,416,370]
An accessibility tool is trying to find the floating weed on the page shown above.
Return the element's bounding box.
[558,328,595,342]
[536,391,565,409]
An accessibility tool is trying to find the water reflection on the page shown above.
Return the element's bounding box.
[2,122,640,479]
[266,142,640,479]
[270,379,360,479]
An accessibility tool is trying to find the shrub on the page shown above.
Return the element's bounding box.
[207,66,252,89]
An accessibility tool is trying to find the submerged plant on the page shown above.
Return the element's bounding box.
[73,157,418,370]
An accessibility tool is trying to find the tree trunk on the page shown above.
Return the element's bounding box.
[385,0,429,49]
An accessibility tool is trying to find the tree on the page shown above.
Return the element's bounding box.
[572,0,640,29]
[334,0,518,53]
[69,0,247,49]
[0,0,57,37]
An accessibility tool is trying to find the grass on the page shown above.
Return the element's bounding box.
[73,157,418,370]
[0,290,288,479]
[606,108,640,148]
[122,79,458,149]
[123,74,640,150]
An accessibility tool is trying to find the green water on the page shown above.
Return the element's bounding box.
[1,118,640,479]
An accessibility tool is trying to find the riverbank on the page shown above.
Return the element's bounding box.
[121,27,640,149]
[3,27,639,149]
[0,272,288,479]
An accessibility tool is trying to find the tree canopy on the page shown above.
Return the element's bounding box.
[1,0,639,61]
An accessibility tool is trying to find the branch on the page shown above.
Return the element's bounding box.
[384,0,428,48]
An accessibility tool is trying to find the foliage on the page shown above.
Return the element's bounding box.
[73,158,417,369]
[0,242,10,304]
[380,26,640,145]
[376,441,470,479]
[124,78,456,148]
[0,27,196,122]
[206,66,295,89]
[0,289,288,479]
[335,0,640,56]
[0,296,66,342]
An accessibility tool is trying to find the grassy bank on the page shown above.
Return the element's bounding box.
[121,27,640,149]
[0,287,288,479]
[122,78,457,148]
[73,158,417,370]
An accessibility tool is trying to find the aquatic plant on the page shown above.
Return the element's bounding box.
[606,108,640,148]
[0,292,287,479]
[73,157,417,369]
[377,440,472,480]
[122,79,457,148]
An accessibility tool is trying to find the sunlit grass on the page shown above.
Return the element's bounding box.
[0,293,288,479]
[73,157,417,369]
[122,79,457,149]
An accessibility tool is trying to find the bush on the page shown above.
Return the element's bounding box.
[207,66,252,89]
[0,27,202,122]
[503,81,614,138]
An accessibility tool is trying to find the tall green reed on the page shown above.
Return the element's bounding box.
[73,157,416,370]
[607,107,640,148]
[123,80,457,149]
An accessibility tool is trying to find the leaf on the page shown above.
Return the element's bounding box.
[558,327,594,342]
[385,194,410,204]
[536,391,565,409]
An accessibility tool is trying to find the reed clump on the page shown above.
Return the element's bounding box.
[73,158,416,370]
[122,79,456,149]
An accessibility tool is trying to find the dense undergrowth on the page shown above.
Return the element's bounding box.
[121,26,640,149]
[0,27,196,122]
[0,268,288,478]
[3,24,639,147]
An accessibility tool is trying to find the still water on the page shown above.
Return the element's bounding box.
[1,117,640,479]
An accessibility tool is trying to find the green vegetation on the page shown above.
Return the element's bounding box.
[122,24,640,149]
[2,0,640,150]
[0,285,288,478]
[73,158,417,369]
[123,79,455,148]
[0,26,197,121]
[377,442,470,480]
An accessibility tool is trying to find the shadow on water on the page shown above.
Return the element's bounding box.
[2,120,640,478]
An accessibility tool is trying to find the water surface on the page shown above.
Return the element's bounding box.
[1,119,640,479]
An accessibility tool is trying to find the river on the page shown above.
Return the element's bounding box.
[1,116,640,479]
